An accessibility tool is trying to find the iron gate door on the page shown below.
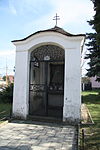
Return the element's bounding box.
[29,60,64,118]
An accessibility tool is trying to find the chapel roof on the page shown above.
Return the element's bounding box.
[12,26,85,42]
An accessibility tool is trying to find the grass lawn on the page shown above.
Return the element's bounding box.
[0,103,12,123]
[81,89,100,150]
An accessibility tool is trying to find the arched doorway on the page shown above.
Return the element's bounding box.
[29,44,65,119]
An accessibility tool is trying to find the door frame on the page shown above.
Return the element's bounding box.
[29,59,64,117]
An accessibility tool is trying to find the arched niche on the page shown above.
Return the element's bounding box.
[29,44,65,119]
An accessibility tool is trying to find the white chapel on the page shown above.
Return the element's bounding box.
[12,26,85,124]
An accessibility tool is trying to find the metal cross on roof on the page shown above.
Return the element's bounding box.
[53,13,60,26]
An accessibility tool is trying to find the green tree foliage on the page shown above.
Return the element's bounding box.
[92,0,100,45]
[2,76,6,81]
[86,0,100,81]
[2,76,12,85]
[0,83,13,103]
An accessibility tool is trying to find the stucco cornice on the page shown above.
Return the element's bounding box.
[12,26,85,44]
[12,31,85,47]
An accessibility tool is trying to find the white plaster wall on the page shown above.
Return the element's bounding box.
[13,51,29,119]
[63,45,81,123]
[13,31,85,121]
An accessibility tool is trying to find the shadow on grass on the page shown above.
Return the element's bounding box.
[81,90,100,150]
[84,129,100,150]
[82,93,100,104]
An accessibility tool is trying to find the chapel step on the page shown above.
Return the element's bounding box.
[27,115,64,124]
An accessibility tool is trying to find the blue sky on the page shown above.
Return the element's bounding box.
[0,0,94,76]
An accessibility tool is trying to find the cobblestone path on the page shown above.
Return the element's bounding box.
[0,121,77,150]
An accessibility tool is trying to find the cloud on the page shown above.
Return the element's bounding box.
[0,49,15,75]
[8,0,94,28]
[8,0,17,15]
[10,5,17,15]
[8,0,50,15]
[50,0,94,27]
[0,50,15,56]
[21,0,94,37]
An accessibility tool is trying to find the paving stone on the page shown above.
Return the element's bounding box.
[0,121,77,150]
[0,147,15,150]
[16,144,31,150]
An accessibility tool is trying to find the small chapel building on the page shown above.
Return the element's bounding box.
[12,26,85,124]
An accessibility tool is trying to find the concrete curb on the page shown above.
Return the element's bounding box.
[0,120,8,128]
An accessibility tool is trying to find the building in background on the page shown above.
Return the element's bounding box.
[0,76,6,88]
[90,77,100,89]
[8,75,14,83]
[82,76,100,91]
